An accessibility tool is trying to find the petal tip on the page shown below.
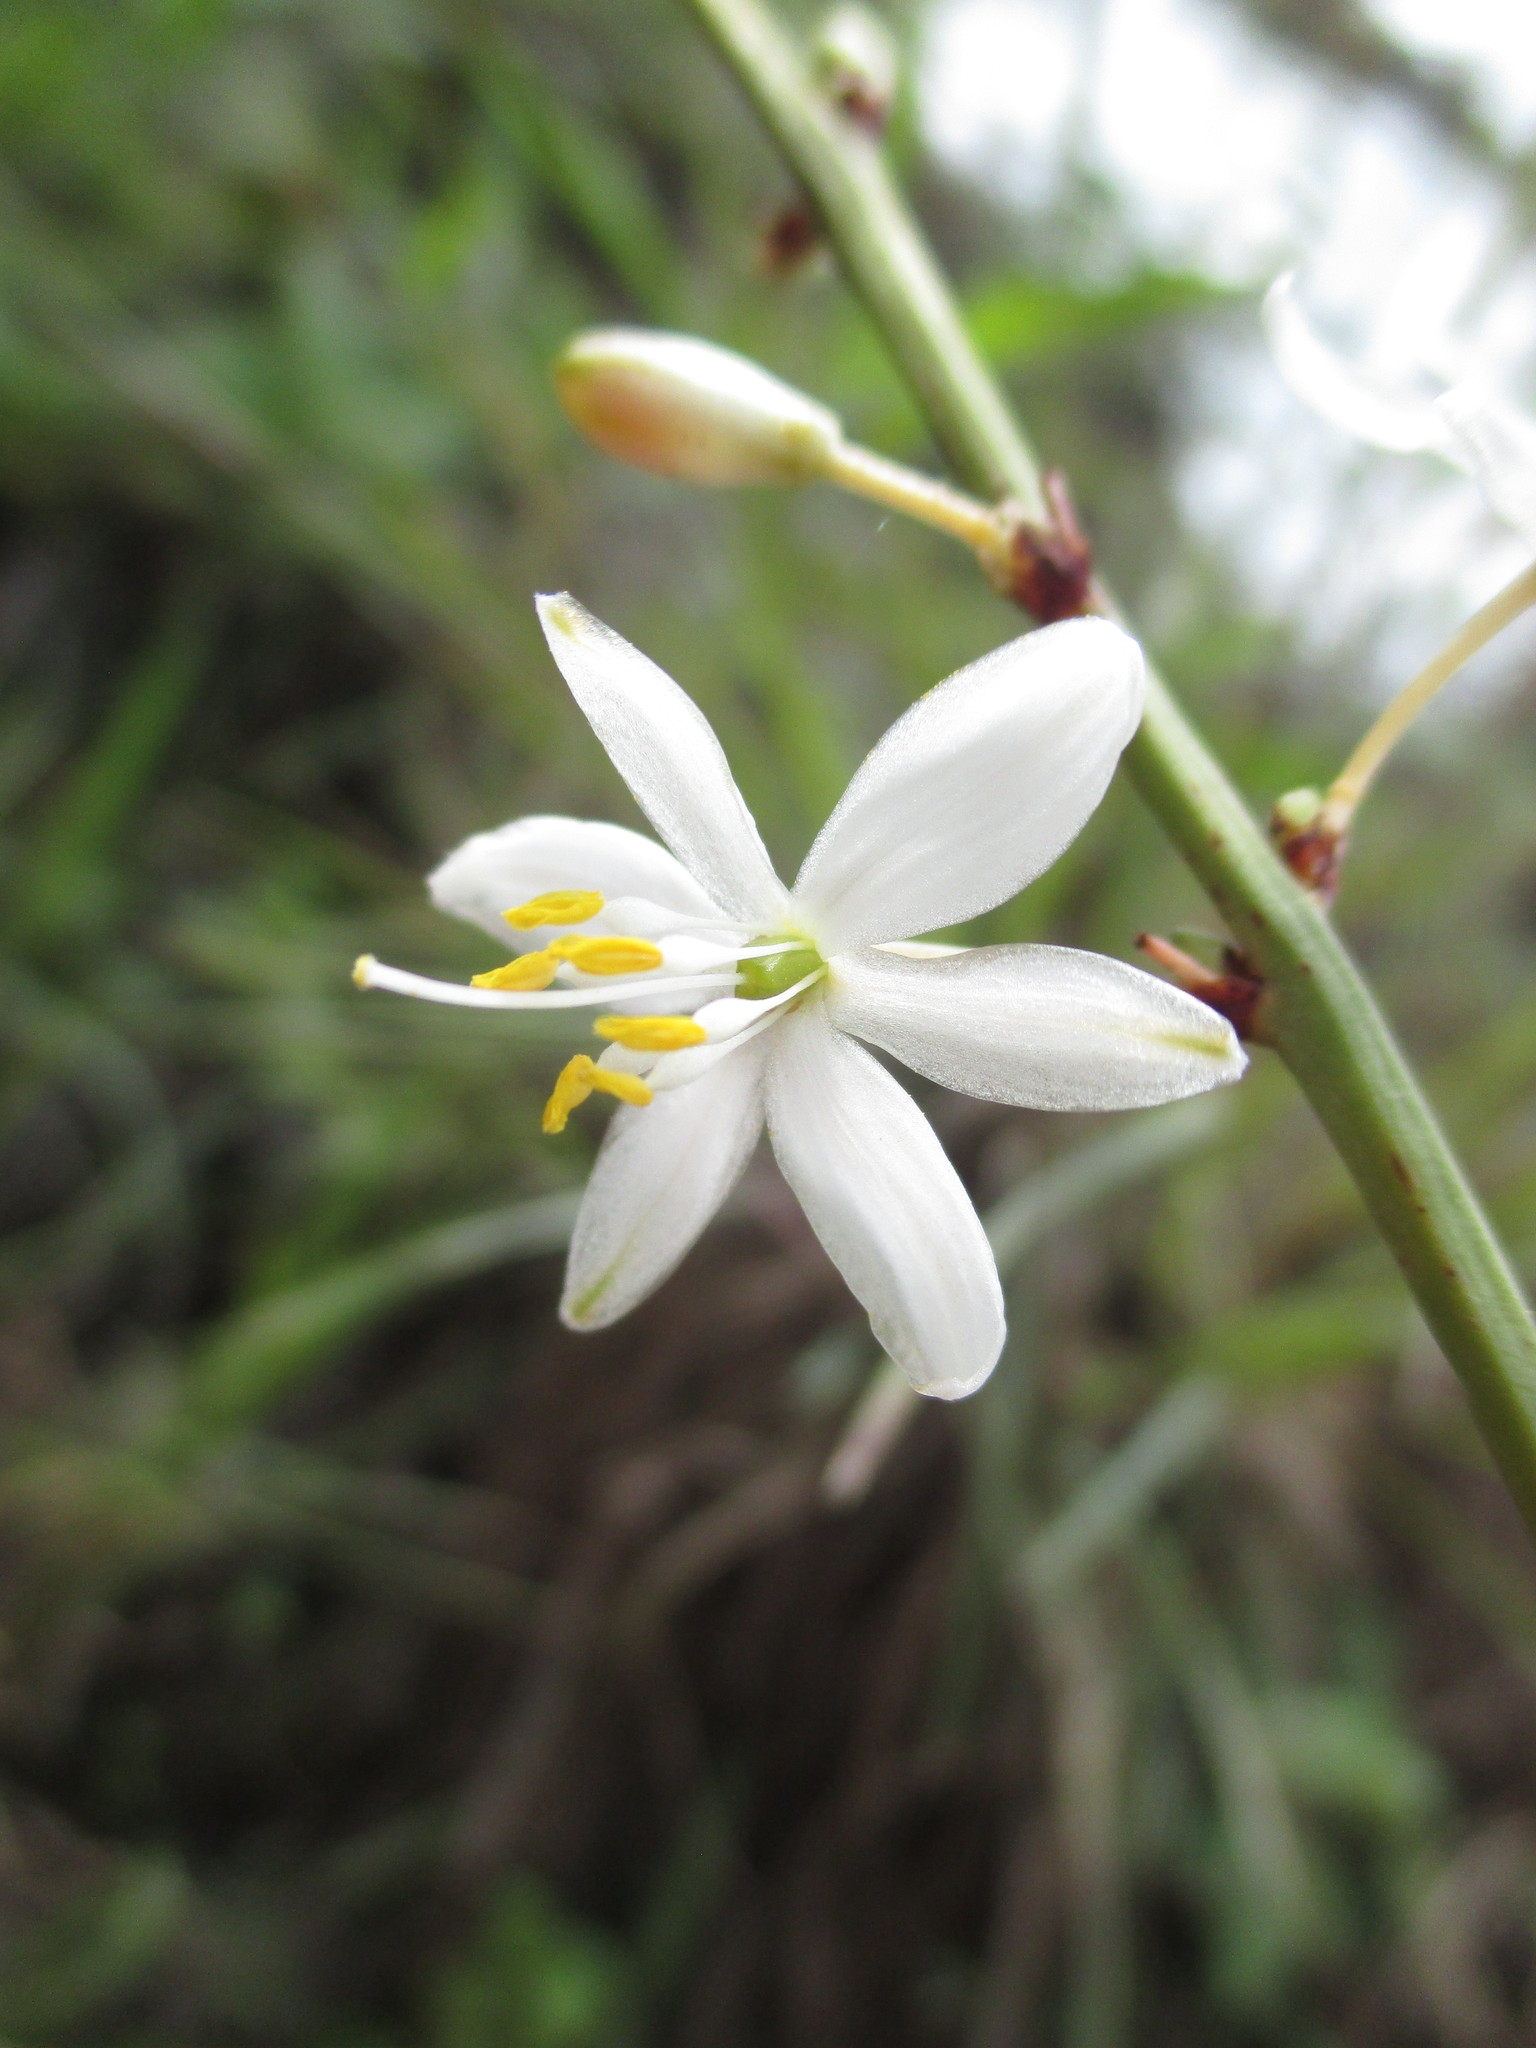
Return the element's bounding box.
[1154,1013,1248,1093]
[1201,1015,1249,1084]
[906,1354,999,1402]
[559,1283,619,1332]
[536,590,585,641]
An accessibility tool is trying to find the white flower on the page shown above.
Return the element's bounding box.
[1264,272,1536,551]
[356,595,1246,1399]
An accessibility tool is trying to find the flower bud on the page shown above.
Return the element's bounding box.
[813,5,899,132]
[554,328,845,487]
[1270,786,1324,836]
[1269,786,1341,899]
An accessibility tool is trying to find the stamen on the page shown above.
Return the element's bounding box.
[660,936,807,973]
[604,897,754,940]
[595,1043,656,1078]
[590,1067,654,1106]
[543,1056,594,1133]
[351,957,737,1010]
[548,934,665,975]
[470,949,559,992]
[594,1014,707,1051]
[504,890,604,930]
[647,968,827,1092]
[542,1053,652,1134]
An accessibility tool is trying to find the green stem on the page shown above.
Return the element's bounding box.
[682,0,1536,1535]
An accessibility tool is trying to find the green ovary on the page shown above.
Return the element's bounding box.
[736,938,823,1001]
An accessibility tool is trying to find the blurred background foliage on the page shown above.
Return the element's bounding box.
[2,0,1536,2042]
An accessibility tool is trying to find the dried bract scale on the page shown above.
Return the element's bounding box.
[356,596,1246,1399]
[756,199,828,279]
[554,329,844,487]
[1269,786,1343,902]
[996,471,1095,622]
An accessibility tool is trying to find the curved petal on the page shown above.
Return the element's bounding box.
[1435,383,1536,549]
[765,1008,1004,1398]
[537,594,790,925]
[430,814,724,948]
[792,617,1144,950]
[1263,273,1457,457]
[560,1036,767,1329]
[826,944,1246,1109]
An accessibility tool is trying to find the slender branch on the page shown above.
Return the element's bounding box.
[1322,557,1536,834]
[681,0,1536,1537]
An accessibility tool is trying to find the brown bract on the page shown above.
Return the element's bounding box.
[996,472,1095,623]
[1136,932,1271,1045]
[1272,811,1346,904]
[757,198,826,277]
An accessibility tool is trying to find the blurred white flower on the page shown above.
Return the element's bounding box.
[1265,272,1536,550]
[357,595,1245,1398]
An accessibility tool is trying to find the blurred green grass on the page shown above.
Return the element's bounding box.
[1,1,1535,2043]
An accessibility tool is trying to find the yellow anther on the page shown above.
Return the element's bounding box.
[470,949,560,992]
[589,1066,653,1108]
[547,934,664,975]
[542,1054,652,1134]
[594,1014,707,1052]
[504,890,605,931]
[352,954,376,989]
[543,1055,596,1134]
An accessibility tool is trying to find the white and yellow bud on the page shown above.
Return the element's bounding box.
[555,328,845,487]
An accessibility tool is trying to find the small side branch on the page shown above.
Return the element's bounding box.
[1272,557,1536,899]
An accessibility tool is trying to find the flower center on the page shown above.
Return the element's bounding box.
[735,937,823,1002]
[355,889,828,1139]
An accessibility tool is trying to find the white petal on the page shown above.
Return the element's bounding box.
[560,1035,767,1329]
[537,594,790,926]
[765,1008,1004,1398]
[1263,273,1457,457]
[1435,383,1536,549]
[826,944,1246,1109]
[429,814,721,949]
[792,618,1144,950]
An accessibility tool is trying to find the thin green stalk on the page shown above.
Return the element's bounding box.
[681,0,1536,1535]
[1322,556,1536,833]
